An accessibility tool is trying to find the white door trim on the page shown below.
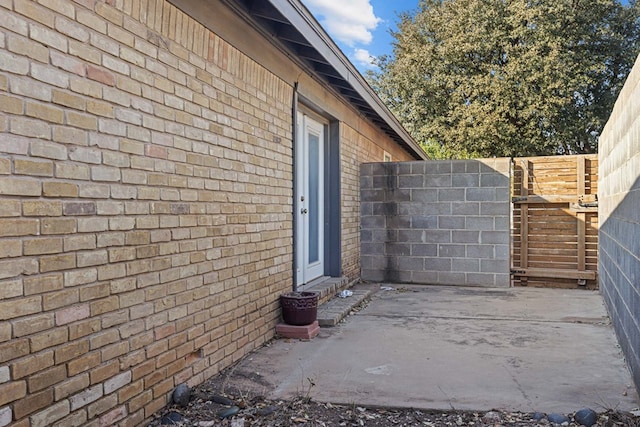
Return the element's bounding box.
[295,112,325,286]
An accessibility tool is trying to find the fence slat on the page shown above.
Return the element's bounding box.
[511,155,598,288]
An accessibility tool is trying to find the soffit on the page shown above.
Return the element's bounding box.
[221,0,427,160]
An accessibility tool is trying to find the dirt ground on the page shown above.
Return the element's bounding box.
[148,358,640,427]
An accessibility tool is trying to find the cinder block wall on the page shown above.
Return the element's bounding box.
[599,54,640,393]
[0,0,418,425]
[340,126,415,279]
[361,159,511,287]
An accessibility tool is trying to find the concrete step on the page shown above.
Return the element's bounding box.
[305,276,350,305]
[317,288,374,327]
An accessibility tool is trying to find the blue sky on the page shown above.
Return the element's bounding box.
[301,0,419,72]
[301,0,635,73]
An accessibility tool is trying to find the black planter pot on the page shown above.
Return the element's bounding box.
[280,292,318,326]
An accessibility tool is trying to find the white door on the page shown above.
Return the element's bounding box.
[295,112,325,286]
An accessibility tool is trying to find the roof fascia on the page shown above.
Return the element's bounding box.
[268,0,427,160]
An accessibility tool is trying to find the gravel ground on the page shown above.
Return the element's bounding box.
[148,365,640,427]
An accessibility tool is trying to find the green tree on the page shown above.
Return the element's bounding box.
[368,0,640,157]
[419,139,478,159]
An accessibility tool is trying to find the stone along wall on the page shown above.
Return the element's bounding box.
[599,53,640,393]
[0,1,294,426]
[361,159,511,287]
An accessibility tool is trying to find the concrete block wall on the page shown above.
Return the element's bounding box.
[361,158,511,287]
[340,125,416,279]
[598,53,640,393]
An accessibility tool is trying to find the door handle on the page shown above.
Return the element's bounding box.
[301,208,308,214]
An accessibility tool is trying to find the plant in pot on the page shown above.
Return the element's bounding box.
[280,291,319,325]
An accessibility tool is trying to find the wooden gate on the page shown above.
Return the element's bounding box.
[511,155,598,288]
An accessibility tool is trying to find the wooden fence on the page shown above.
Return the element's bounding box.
[511,155,598,288]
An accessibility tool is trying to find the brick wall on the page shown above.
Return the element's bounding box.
[360,159,511,287]
[0,0,415,426]
[599,54,640,393]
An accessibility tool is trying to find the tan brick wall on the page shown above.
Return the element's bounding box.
[0,0,416,425]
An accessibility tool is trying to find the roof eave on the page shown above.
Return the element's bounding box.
[224,0,428,160]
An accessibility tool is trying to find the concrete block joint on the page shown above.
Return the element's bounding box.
[361,159,511,287]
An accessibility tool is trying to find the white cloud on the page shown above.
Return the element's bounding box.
[353,48,375,68]
[303,0,381,47]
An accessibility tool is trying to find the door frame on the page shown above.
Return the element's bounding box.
[292,101,342,290]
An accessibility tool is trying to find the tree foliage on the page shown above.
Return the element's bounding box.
[368,0,640,157]
[419,140,478,159]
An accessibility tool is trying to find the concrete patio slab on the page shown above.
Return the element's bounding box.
[225,285,639,414]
